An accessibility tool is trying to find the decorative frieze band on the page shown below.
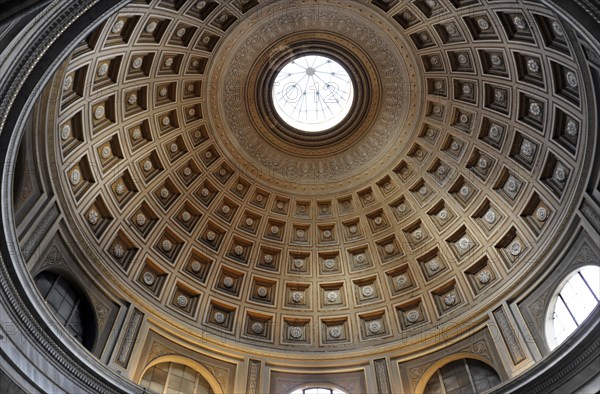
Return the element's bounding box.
[115,308,144,368]
[581,200,600,235]
[21,205,59,261]
[493,307,526,365]
[246,359,261,394]
[374,358,391,394]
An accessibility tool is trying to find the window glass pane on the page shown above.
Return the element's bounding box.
[425,359,501,394]
[553,296,578,344]
[183,366,197,382]
[467,360,500,393]
[153,367,168,386]
[456,366,471,389]
[178,378,195,394]
[68,315,83,336]
[54,277,68,296]
[167,374,183,391]
[140,366,154,388]
[559,278,579,305]
[443,374,460,392]
[424,372,442,394]
[35,272,93,348]
[46,289,64,312]
[568,287,597,325]
[170,363,185,377]
[196,380,212,394]
[473,377,490,393]
[441,362,462,392]
[141,362,214,394]
[296,389,338,394]
[552,266,600,347]
[35,273,55,297]
[148,381,164,394]
[57,299,74,321]
[143,365,167,394]
[580,266,600,299]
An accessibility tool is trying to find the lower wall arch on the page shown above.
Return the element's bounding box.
[413,353,500,394]
[138,354,224,394]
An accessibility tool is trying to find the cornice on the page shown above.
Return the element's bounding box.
[489,308,600,394]
[0,0,142,393]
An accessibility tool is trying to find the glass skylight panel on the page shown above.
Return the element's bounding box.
[272,55,354,132]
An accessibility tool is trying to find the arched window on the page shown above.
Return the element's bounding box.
[289,388,346,394]
[34,271,96,350]
[549,265,600,349]
[423,359,501,394]
[140,362,214,394]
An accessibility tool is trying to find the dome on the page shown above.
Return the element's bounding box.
[0,0,599,393]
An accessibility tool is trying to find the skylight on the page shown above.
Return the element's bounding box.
[272,54,354,132]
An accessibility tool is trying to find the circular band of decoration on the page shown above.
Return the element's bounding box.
[209,3,416,188]
[251,37,374,148]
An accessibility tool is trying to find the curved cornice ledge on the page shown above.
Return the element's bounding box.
[489,308,600,394]
[0,1,142,393]
[0,0,599,393]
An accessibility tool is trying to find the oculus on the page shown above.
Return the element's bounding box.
[272,54,354,133]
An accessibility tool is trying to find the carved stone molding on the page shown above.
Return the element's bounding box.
[493,307,526,365]
[42,244,63,268]
[88,294,109,330]
[572,0,600,25]
[407,338,493,390]
[408,362,432,388]
[492,307,600,393]
[0,0,144,391]
[581,201,600,235]
[374,358,391,394]
[575,245,594,263]
[148,342,168,362]
[246,359,261,394]
[115,309,144,368]
[15,159,33,208]
[528,288,553,331]
[212,2,416,189]
[21,205,59,261]
[528,335,600,393]
[205,365,228,393]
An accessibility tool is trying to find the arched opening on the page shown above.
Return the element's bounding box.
[140,361,215,394]
[34,270,96,350]
[272,54,355,133]
[288,385,348,394]
[422,358,501,394]
[547,265,600,349]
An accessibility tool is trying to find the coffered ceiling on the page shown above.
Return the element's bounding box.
[42,0,592,353]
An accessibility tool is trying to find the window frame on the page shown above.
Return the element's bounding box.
[33,269,96,350]
[287,383,349,394]
[414,354,502,394]
[545,264,600,350]
[138,355,223,394]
